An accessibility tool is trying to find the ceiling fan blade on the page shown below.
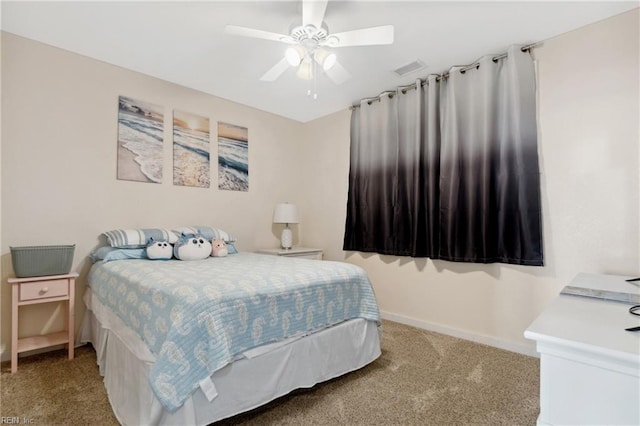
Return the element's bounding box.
[260,58,291,82]
[225,25,294,44]
[324,60,351,85]
[302,0,328,30]
[328,25,394,47]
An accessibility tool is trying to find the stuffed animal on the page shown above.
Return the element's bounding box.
[173,233,212,261]
[211,238,228,257]
[146,237,173,260]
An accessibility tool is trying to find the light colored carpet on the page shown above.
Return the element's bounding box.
[1,320,539,425]
[0,344,117,425]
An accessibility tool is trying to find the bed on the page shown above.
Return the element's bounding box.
[79,249,381,425]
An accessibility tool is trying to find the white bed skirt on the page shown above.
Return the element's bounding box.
[79,289,381,426]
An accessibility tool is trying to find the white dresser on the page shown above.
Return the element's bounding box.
[525,273,640,426]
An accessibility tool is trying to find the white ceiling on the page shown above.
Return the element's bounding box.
[2,1,638,122]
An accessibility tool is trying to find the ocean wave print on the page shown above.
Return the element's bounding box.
[218,136,248,191]
[173,113,210,188]
[117,101,164,183]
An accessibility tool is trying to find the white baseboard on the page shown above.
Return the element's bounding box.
[380,310,539,358]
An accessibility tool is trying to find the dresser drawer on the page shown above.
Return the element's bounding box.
[19,279,69,301]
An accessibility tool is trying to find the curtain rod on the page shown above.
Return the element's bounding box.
[350,42,539,110]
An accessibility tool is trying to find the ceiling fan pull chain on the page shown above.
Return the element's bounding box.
[313,60,318,100]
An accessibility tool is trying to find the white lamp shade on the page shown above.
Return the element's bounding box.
[273,203,300,224]
[296,60,313,80]
[285,46,303,66]
[323,53,337,70]
[315,48,337,71]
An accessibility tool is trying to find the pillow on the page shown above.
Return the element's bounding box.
[173,233,212,261]
[226,242,238,255]
[90,246,147,263]
[146,238,173,260]
[172,226,236,243]
[103,228,178,248]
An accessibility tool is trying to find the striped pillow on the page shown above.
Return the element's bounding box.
[172,226,236,243]
[103,228,179,248]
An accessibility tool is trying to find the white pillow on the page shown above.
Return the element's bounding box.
[172,226,236,243]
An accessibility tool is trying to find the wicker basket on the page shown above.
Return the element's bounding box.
[10,245,75,278]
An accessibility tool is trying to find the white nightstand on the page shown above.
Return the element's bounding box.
[9,273,77,373]
[257,247,323,260]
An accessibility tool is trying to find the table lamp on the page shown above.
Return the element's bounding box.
[273,203,299,249]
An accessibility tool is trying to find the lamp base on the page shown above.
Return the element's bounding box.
[280,227,293,249]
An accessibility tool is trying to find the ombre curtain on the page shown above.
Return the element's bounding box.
[344,45,543,265]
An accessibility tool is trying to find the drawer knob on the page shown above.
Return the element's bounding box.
[40,287,49,294]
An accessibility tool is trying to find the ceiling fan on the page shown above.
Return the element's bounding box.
[225,0,394,86]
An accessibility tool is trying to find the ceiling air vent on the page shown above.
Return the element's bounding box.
[393,59,426,76]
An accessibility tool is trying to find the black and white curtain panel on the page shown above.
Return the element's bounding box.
[344,45,543,266]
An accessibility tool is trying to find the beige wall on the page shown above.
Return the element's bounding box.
[0,32,306,359]
[302,9,639,355]
[1,8,638,360]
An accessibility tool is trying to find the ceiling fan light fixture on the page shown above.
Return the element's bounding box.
[285,46,303,66]
[314,48,337,71]
[297,60,314,80]
[323,53,336,71]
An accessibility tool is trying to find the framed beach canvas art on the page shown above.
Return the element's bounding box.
[117,96,164,183]
[218,122,248,191]
[173,110,210,188]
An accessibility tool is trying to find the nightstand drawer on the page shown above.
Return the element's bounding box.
[19,279,69,301]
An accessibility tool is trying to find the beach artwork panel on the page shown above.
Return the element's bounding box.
[117,96,164,183]
[173,110,210,188]
[218,122,249,191]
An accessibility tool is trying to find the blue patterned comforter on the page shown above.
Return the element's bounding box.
[88,252,380,412]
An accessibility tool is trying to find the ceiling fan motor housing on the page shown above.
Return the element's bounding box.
[290,23,333,50]
[291,22,326,40]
